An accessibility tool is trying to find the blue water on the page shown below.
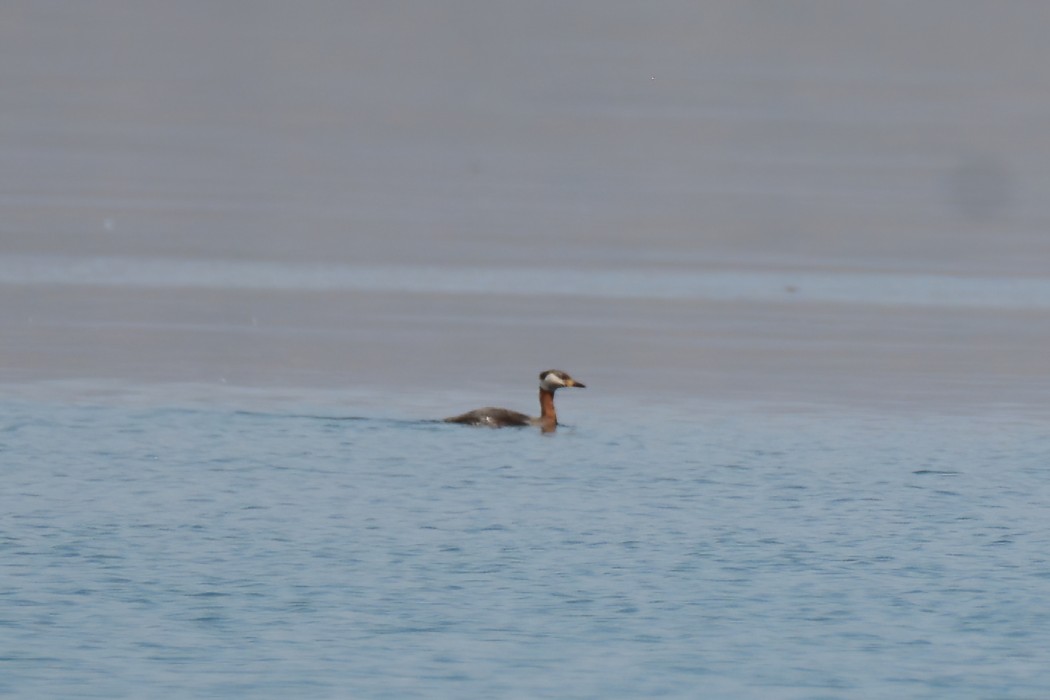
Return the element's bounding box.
[3,397,1049,698]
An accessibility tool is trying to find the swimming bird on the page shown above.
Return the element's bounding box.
[444,370,585,433]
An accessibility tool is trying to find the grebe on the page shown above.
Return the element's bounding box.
[444,370,585,432]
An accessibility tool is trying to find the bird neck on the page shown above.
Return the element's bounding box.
[538,388,557,432]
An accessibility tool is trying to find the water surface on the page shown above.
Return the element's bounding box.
[3,2,1050,697]
[3,397,1050,698]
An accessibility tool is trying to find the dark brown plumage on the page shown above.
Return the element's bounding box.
[444,370,585,432]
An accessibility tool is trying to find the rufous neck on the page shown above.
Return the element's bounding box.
[538,388,557,428]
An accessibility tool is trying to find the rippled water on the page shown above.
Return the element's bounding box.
[4,397,1049,698]
[5,2,1050,697]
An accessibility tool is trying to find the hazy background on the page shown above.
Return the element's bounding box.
[6,7,1050,697]
[2,1,1049,409]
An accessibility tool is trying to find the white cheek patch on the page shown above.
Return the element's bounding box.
[541,372,567,390]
